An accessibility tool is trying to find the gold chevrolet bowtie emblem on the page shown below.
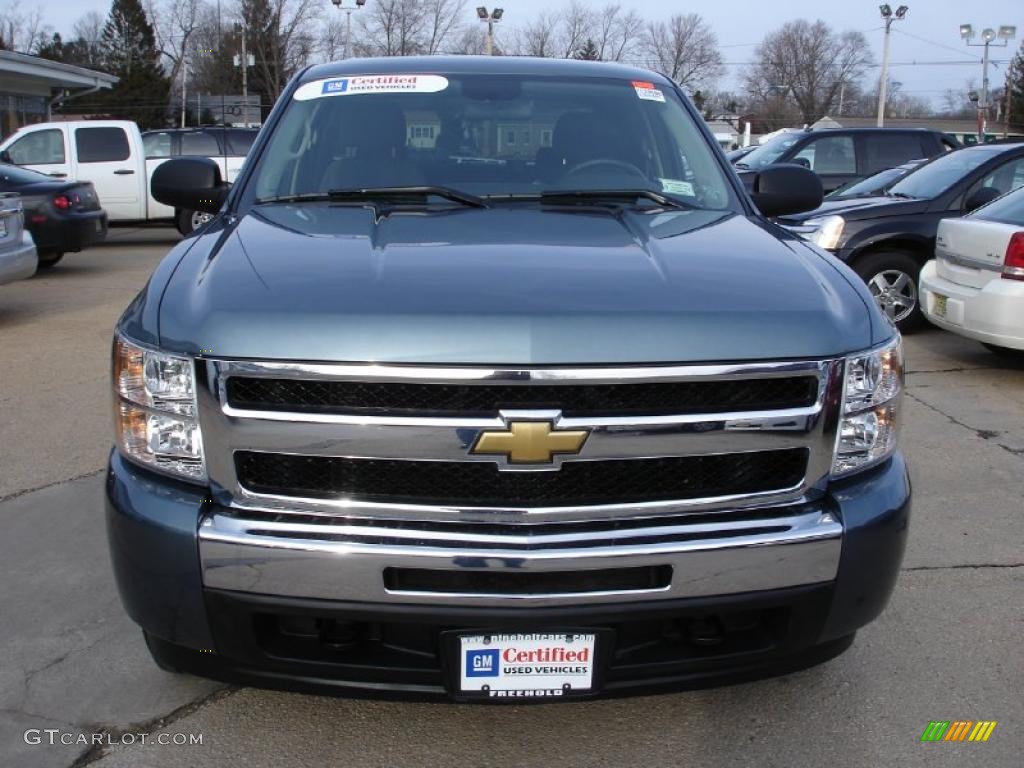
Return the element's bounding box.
[471,421,589,464]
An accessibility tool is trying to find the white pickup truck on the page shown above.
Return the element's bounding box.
[0,120,255,235]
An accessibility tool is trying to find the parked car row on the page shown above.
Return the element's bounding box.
[776,141,1024,332]
[0,122,258,245]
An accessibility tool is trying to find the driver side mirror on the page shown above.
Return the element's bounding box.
[0,150,13,164]
[750,164,823,217]
[964,186,1002,213]
[151,157,229,214]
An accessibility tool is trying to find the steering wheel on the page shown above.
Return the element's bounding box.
[562,158,647,182]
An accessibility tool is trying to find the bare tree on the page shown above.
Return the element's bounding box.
[357,0,426,56]
[241,0,320,104]
[446,24,489,55]
[0,4,53,53]
[554,0,595,59]
[594,4,642,62]
[72,11,107,67]
[421,0,467,55]
[514,11,560,57]
[743,20,873,124]
[643,13,723,91]
[147,0,204,110]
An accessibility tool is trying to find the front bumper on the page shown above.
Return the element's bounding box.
[106,450,911,696]
[0,232,37,285]
[920,260,1024,350]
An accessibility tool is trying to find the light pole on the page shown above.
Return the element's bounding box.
[476,7,503,56]
[331,0,367,60]
[877,4,908,127]
[960,24,1017,143]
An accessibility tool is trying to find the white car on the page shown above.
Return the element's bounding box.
[920,185,1024,356]
[0,192,37,286]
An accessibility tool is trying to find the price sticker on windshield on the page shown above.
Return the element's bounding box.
[632,81,665,102]
[294,74,449,101]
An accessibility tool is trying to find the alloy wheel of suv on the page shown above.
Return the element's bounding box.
[853,251,924,332]
[868,269,917,323]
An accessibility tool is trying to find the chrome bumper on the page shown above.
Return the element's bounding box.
[199,506,842,607]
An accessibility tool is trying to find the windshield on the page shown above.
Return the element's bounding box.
[0,163,53,185]
[734,133,803,171]
[971,184,1024,225]
[888,149,1000,199]
[248,73,734,211]
[828,167,906,199]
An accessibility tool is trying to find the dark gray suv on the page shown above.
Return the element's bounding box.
[736,128,957,193]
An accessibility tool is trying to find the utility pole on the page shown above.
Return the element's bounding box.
[961,24,1017,143]
[877,5,908,127]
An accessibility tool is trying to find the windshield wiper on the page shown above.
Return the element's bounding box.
[887,191,917,200]
[534,189,694,210]
[735,162,750,169]
[256,185,488,208]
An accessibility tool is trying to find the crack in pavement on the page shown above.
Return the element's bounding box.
[905,391,1023,458]
[67,686,238,768]
[903,563,1024,572]
[0,469,105,504]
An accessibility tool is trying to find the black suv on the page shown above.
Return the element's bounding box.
[142,128,259,234]
[141,127,258,161]
[736,128,958,193]
[779,142,1024,331]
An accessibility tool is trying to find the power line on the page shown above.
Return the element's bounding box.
[891,28,982,62]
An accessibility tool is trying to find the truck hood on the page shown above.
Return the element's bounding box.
[155,204,876,364]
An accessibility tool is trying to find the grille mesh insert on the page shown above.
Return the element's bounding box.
[235,448,808,507]
[226,376,819,417]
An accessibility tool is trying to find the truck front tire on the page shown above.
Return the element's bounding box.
[177,209,213,236]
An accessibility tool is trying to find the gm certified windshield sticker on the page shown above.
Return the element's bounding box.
[294,75,449,101]
[660,178,695,196]
[632,81,665,102]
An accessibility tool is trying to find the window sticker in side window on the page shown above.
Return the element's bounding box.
[293,75,449,101]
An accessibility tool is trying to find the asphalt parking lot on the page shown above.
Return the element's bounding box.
[1,228,1021,768]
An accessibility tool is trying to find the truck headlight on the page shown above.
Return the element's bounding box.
[791,215,845,250]
[832,335,903,478]
[112,336,206,482]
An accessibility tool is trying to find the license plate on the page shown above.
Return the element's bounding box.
[933,293,948,317]
[458,632,597,699]
[95,219,104,233]
[0,217,7,237]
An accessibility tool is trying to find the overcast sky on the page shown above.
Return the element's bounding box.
[39,0,1024,105]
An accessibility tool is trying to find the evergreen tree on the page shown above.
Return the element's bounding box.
[1007,41,1024,133]
[95,0,170,129]
[574,39,600,61]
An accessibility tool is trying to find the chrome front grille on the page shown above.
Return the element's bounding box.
[197,359,843,524]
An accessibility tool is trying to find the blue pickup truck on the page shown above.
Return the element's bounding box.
[107,56,910,700]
